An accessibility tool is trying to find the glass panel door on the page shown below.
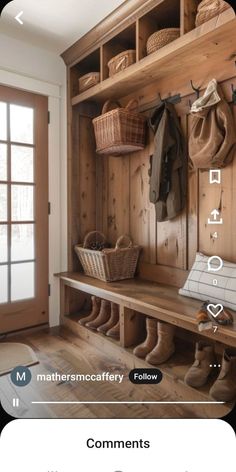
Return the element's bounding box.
[0,85,49,333]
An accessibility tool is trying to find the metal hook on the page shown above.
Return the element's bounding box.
[158,92,181,105]
[231,84,236,105]
[190,80,200,98]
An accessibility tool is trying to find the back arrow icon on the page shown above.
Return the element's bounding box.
[15,11,23,25]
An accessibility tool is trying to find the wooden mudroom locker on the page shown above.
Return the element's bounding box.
[58,0,236,418]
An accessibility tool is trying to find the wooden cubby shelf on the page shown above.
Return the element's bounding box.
[71,10,236,106]
[57,272,236,348]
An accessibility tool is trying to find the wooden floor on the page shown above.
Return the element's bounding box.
[0,326,231,419]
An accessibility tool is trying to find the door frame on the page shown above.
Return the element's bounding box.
[0,68,67,329]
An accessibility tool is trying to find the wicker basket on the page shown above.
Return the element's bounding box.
[195,0,231,26]
[75,232,141,282]
[79,72,100,92]
[108,50,136,77]
[92,99,146,156]
[146,28,180,55]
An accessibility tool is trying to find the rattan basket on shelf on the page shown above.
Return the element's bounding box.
[108,49,136,77]
[75,232,141,282]
[78,72,100,92]
[146,28,180,55]
[92,99,146,156]
[195,0,231,27]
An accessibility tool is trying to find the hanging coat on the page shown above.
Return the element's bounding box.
[189,79,236,169]
[149,101,187,222]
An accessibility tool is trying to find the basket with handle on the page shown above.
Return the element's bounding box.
[78,72,100,92]
[92,99,146,156]
[74,232,141,282]
[146,28,180,55]
[195,0,231,26]
[107,49,136,77]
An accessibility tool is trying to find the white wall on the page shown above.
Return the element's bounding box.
[0,33,67,327]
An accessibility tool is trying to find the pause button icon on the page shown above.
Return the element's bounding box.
[13,398,20,407]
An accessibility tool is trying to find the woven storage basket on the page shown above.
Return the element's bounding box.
[79,72,100,92]
[195,0,230,26]
[146,28,180,55]
[75,232,141,282]
[108,50,136,77]
[92,99,146,156]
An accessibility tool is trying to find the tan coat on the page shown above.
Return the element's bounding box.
[189,81,236,169]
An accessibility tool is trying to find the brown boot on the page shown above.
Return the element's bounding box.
[106,319,120,339]
[146,321,175,365]
[97,302,119,335]
[210,349,236,402]
[86,299,111,330]
[184,342,216,388]
[133,318,158,359]
[79,296,101,326]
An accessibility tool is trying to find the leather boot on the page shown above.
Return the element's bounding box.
[133,318,158,358]
[210,349,236,402]
[97,302,119,335]
[146,321,175,365]
[86,299,111,330]
[106,320,120,339]
[79,296,101,326]
[184,342,216,388]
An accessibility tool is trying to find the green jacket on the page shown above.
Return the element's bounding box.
[149,101,187,222]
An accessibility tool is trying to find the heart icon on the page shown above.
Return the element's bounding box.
[207,303,223,318]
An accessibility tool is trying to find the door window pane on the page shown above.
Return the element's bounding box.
[11,262,35,301]
[0,225,8,263]
[10,104,34,144]
[11,145,34,183]
[0,102,7,141]
[0,184,7,222]
[11,185,34,221]
[11,224,34,261]
[0,265,8,303]
[0,144,7,181]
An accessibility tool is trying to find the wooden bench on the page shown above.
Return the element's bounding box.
[57,272,236,349]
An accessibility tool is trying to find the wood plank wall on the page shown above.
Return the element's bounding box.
[74,75,236,287]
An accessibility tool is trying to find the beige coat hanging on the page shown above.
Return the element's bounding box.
[189,79,236,169]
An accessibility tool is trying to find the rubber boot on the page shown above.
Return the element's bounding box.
[97,302,119,335]
[86,299,111,330]
[79,296,101,326]
[146,321,175,365]
[210,349,236,402]
[106,320,120,339]
[133,318,158,359]
[184,342,216,388]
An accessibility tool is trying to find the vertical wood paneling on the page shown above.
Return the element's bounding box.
[129,145,154,263]
[93,77,236,283]
[198,104,236,262]
[107,155,130,245]
[187,113,199,269]
[78,115,96,241]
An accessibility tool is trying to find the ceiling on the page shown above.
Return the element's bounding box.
[0,0,126,54]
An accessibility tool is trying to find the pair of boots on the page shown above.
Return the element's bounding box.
[133,318,175,365]
[79,296,120,339]
[185,342,236,402]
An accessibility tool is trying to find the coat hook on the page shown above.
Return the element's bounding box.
[189,99,192,110]
[231,84,236,105]
[190,80,200,98]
